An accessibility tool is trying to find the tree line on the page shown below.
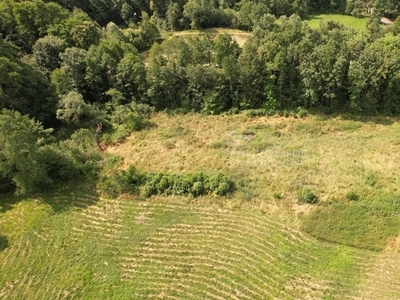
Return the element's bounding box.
[146,15,400,114]
[0,0,400,195]
[1,0,400,124]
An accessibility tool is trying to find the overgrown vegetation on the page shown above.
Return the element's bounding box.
[0,109,103,195]
[298,187,318,204]
[98,164,235,198]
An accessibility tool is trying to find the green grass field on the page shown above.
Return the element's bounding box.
[0,188,381,299]
[304,14,369,31]
[2,113,400,299]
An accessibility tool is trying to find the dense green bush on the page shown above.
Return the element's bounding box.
[98,165,235,198]
[298,187,318,204]
[0,110,105,195]
[346,190,359,201]
[58,128,104,180]
[102,102,153,144]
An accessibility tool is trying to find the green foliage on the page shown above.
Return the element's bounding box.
[273,192,282,199]
[39,144,81,184]
[0,173,14,195]
[102,101,153,144]
[0,38,57,124]
[98,165,235,198]
[301,195,400,250]
[296,107,308,118]
[346,190,359,201]
[57,47,88,94]
[57,128,104,180]
[115,53,147,101]
[32,35,68,76]
[70,21,101,50]
[47,7,92,44]
[124,12,161,51]
[0,109,105,195]
[12,0,69,52]
[0,109,53,195]
[56,91,95,124]
[84,38,139,103]
[298,186,318,204]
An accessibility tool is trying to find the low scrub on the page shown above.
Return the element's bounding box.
[98,165,235,198]
[298,187,318,204]
[301,195,400,251]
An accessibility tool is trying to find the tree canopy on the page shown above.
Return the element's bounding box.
[1,0,400,196]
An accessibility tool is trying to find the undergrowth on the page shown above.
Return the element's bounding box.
[98,165,235,198]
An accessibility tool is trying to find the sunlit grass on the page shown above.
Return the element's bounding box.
[2,113,400,298]
[0,191,373,299]
[107,112,400,219]
[305,13,369,31]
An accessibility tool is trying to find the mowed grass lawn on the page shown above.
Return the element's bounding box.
[305,14,369,31]
[0,188,385,299]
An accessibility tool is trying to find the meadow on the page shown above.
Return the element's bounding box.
[1,187,397,299]
[304,14,369,31]
[2,113,400,299]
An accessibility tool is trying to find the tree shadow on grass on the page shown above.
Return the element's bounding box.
[0,183,100,215]
[39,183,100,214]
[0,193,25,214]
[0,236,9,252]
[335,114,395,126]
[308,108,396,126]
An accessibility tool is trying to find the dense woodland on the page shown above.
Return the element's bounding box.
[1,0,400,195]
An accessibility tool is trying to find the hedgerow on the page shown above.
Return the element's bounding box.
[97,165,235,198]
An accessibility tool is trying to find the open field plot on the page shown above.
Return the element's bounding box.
[171,28,251,47]
[2,189,392,299]
[2,113,400,299]
[304,14,368,31]
[107,113,400,213]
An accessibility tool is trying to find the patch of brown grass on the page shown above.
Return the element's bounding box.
[106,113,400,220]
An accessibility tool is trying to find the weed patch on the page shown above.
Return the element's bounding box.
[160,125,190,139]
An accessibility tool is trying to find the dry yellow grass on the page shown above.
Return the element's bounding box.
[106,113,400,221]
[172,28,251,47]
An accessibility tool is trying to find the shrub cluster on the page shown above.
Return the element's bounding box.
[98,165,235,198]
[298,187,318,204]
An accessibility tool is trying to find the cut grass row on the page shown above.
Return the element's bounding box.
[106,112,400,252]
[0,189,379,299]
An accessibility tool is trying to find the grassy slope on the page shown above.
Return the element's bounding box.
[2,113,400,299]
[108,113,400,213]
[0,189,373,299]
